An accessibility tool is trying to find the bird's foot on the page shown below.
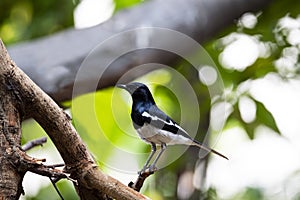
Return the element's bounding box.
[138,166,147,175]
[138,165,158,175]
[148,165,158,173]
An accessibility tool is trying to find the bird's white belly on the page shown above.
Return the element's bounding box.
[136,123,193,145]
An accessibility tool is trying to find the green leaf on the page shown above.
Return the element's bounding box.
[243,122,256,139]
[254,99,280,134]
[226,94,280,139]
[227,101,256,139]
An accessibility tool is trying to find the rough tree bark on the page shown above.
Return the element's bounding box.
[0,39,148,199]
[0,61,24,198]
[7,0,274,103]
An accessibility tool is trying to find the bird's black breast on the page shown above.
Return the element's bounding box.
[131,101,150,129]
[131,111,144,129]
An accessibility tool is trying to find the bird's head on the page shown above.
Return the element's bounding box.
[116,82,155,104]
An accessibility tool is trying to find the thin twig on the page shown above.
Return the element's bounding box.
[22,137,47,151]
[16,148,76,184]
[27,164,75,184]
[46,163,65,168]
[50,177,65,200]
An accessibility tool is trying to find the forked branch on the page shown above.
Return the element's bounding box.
[0,39,147,199]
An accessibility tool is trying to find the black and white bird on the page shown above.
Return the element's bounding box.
[117,82,228,173]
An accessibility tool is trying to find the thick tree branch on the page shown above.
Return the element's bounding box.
[7,0,274,103]
[0,39,147,199]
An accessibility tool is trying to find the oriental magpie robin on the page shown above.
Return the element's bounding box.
[117,82,228,173]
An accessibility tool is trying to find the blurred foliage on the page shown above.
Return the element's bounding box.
[205,0,300,139]
[227,96,280,139]
[9,0,300,199]
[0,0,75,44]
[0,0,146,45]
[114,0,146,13]
[230,187,264,200]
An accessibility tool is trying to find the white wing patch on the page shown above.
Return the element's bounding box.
[141,111,189,135]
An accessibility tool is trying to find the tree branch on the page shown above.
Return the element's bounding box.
[7,0,274,103]
[21,137,47,151]
[129,170,154,192]
[0,39,148,199]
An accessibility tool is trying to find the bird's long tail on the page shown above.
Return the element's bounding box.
[192,140,229,160]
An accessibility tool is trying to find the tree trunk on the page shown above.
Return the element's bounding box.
[0,39,148,199]
[0,56,24,198]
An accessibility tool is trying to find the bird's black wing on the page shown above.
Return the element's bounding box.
[142,105,193,139]
[142,106,229,160]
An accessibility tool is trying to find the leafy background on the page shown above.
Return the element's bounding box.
[1,0,300,199]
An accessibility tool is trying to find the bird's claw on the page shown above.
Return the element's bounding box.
[138,165,158,175]
[148,165,158,173]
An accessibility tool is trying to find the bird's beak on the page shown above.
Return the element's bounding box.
[116,83,135,94]
[116,84,127,90]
